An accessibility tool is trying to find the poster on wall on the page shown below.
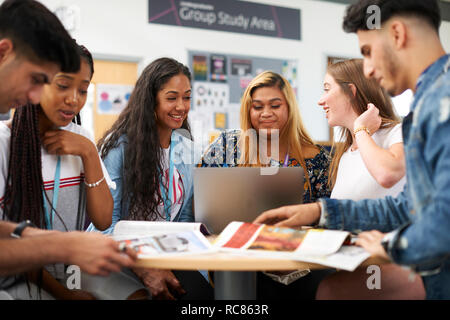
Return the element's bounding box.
[96,84,133,115]
[214,112,228,130]
[282,60,298,90]
[193,82,229,110]
[231,59,252,76]
[191,81,230,150]
[210,55,227,82]
[193,55,208,81]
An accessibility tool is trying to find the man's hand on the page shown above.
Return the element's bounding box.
[355,230,390,260]
[133,268,185,300]
[22,227,60,238]
[62,232,137,276]
[253,202,321,228]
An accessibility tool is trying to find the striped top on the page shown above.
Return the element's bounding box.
[0,121,113,281]
[0,121,113,232]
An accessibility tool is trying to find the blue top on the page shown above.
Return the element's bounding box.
[319,54,450,299]
[87,130,197,234]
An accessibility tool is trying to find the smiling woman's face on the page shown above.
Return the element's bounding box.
[318,73,357,128]
[155,73,191,131]
[249,86,288,136]
[39,60,91,127]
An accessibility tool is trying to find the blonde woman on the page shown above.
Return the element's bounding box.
[199,71,332,300]
[199,71,331,203]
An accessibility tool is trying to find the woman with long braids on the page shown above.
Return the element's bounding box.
[0,43,114,299]
[87,57,213,300]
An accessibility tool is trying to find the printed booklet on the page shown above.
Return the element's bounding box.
[112,220,214,257]
[113,220,371,271]
[214,221,371,271]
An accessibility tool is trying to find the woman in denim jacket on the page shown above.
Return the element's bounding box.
[87,58,212,300]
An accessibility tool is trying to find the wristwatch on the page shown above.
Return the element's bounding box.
[10,220,36,239]
[380,232,395,254]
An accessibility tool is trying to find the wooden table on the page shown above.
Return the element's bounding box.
[136,252,387,300]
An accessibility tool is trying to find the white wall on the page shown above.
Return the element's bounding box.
[34,0,450,141]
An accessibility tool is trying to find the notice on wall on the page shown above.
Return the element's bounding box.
[96,84,133,115]
[214,112,227,130]
[231,59,252,77]
[193,81,229,110]
[191,82,230,151]
[193,55,208,81]
[210,55,227,82]
[148,0,301,40]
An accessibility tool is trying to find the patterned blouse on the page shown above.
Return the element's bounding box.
[198,130,331,203]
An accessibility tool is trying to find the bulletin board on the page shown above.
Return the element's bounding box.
[188,50,298,149]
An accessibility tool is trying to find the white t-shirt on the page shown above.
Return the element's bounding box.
[156,147,184,221]
[0,121,113,231]
[0,121,113,281]
[331,124,406,200]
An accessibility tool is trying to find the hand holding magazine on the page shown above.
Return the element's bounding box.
[113,220,371,271]
[214,221,371,271]
[112,220,214,257]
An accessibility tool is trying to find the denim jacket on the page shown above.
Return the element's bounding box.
[87,130,197,234]
[319,54,450,299]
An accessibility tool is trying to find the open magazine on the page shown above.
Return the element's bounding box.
[112,220,214,257]
[213,221,371,271]
[113,220,371,271]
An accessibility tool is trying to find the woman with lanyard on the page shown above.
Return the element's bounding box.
[86,57,213,300]
[0,43,114,299]
[198,71,332,299]
[199,71,331,203]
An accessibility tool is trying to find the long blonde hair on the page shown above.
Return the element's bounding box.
[238,71,318,192]
[327,59,399,188]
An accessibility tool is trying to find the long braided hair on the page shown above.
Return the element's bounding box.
[2,44,94,229]
[97,57,192,222]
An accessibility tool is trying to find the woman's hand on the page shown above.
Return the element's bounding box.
[353,103,382,134]
[42,129,113,231]
[133,268,186,300]
[42,129,96,159]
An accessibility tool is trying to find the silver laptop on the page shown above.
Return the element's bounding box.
[193,167,304,234]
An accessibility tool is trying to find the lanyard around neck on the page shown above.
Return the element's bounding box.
[160,139,175,222]
[283,150,290,167]
[43,156,61,230]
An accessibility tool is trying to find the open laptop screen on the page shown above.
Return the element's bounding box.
[193,167,304,234]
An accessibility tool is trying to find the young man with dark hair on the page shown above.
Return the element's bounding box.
[0,0,136,299]
[255,0,449,299]
[0,0,80,112]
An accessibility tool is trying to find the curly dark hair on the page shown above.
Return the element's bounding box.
[343,0,441,33]
[97,57,192,221]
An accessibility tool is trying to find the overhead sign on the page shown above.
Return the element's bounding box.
[148,0,301,40]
